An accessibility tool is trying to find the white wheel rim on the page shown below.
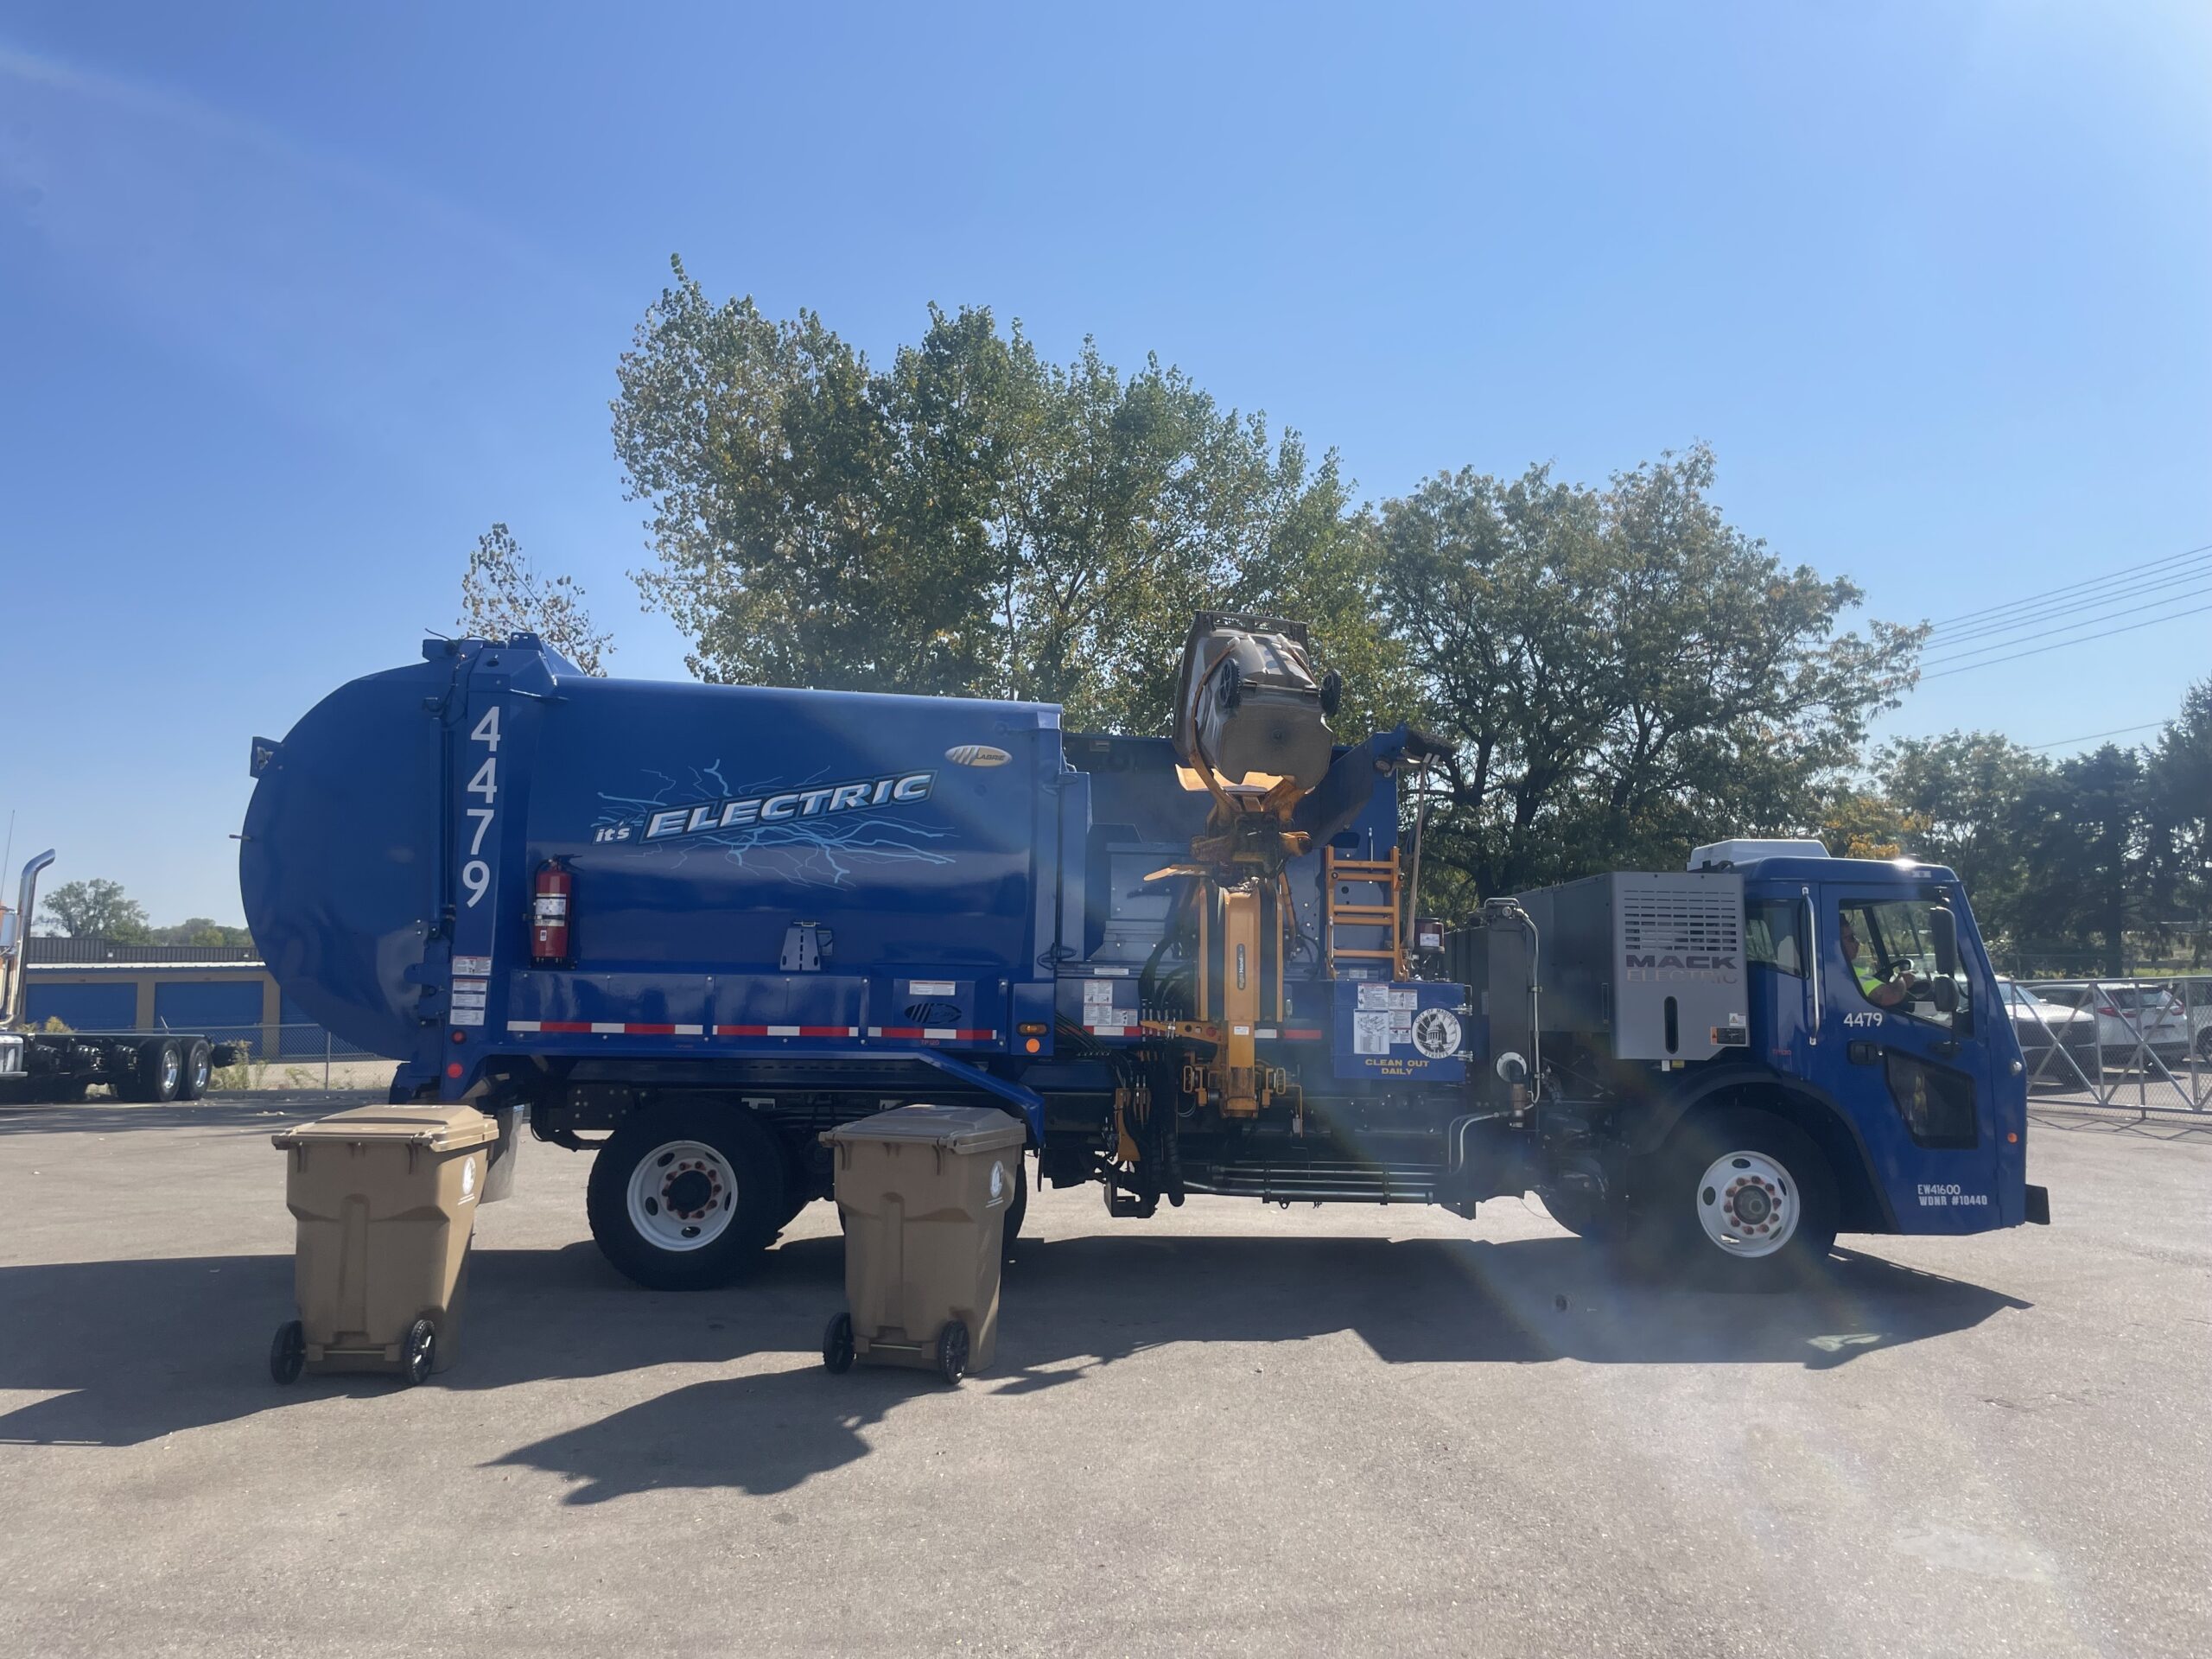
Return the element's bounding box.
[1694,1150,1799,1258]
[626,1139,738,1252]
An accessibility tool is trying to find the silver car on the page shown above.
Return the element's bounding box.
[2032,982,2192,1069]
[1997,980,2101,1088]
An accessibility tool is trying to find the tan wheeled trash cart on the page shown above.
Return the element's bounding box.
[821,1105,1027,1383]
[268,1103,499,1386]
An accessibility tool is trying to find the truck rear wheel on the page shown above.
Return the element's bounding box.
[1624,1108,1838,1293]
[177,1040,213,1100]
[586,1103,789,1291]
[133,1039,183,1104]
[1539,1187,1607,1240]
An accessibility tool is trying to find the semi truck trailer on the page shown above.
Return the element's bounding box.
[0,852,245,1103]
[239,617,2046,1294]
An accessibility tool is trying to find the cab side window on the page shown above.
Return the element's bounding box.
[1745,899,1804,976]
[1836,898,1967,1032]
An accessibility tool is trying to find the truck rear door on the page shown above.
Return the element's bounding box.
[1818,884,2006,1232]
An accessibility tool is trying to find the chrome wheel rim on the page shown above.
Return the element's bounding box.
[626,1139,737,1252]
[1694,1150,1799,1258]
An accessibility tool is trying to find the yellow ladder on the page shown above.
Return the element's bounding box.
[1323,847,1402,978]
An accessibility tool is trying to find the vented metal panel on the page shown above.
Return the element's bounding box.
[1610,872,1748,1062]
[1619,882,1742,956]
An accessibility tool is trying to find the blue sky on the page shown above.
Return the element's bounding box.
[2,2,2207,925]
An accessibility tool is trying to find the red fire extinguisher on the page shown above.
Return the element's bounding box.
[531,860,572,966]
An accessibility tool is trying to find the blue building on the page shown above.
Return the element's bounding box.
[21,937,356,1060]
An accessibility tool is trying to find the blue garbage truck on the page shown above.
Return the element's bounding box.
[239,614,2046,1293]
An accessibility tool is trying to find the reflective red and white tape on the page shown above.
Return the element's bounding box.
[502,1020,998,1041]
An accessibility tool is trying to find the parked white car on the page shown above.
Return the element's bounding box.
[2182,979,2212,1062]
[1996,980,2101,1088]
[2031,982,2192,1069]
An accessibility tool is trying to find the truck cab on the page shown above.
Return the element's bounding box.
[1732,853,2033,1235]
[1459,840,2044,1289]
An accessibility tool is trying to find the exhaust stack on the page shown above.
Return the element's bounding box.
[3,850,56,1029]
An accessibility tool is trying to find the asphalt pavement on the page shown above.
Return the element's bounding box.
[0,1093,2205,1657]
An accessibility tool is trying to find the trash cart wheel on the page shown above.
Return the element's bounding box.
[1001,1153,1027,1264]
[269,1319,305,1385]
[402,1318,437,1386]
[823,1312,855,1375]
[936,1319,970,1385]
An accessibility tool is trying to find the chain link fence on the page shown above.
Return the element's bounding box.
[132,1021,388,1091]
[2005,976,2209,1115]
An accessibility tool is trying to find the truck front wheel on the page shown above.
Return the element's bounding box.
[586,1104,789,1290]
[1624,1108,1838,1293]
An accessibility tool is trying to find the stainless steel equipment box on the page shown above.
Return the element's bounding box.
[1520,872,1748,1063]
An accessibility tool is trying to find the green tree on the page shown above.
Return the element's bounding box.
[2141,678,2211,965]
[460,523,612,674]
[37,878,150,941]
[1376,446,1923,905]
[612,259,1395,731]
[149,918,256,950]
[1816,787,1928,861]
[2010,746,2146,977]
[1874,730,2051,957]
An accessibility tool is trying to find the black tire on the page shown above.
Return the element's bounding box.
[823,1312,855,1374]
[937,1318,970,1385]
[1538,1185,1607,1240]
[1620,1108,1839,1293]
[777,1161,818,1230]
[270,1319,305,1384]
[402,1318,436,1385]
[586,1103,789,1291]
[177,1040,213,1101]
[135,1039,182,1104]
[1000,1150,1028,1263]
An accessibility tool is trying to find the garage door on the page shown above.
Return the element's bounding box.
[24,982,137,1032]
[153,980,264,1047]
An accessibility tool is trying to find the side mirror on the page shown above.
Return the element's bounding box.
[1929,906,1960,978]
[1930,976,1959,1014]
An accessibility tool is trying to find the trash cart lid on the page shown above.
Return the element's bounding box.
[823,1104,1027,1154]
[272,1103,500,1152]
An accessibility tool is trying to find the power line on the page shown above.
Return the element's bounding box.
[2020,720,2171,752]
[1918,600,2212,681]
[1924,539,2212,631]
[1924,557,2212,648]
[1921,582,2212,668]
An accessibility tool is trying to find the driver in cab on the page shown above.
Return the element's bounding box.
[1840,913,1919,1009]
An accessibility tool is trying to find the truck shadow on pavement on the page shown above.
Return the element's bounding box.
[498,1236,2031,1503]
[0,1229,2030,1501]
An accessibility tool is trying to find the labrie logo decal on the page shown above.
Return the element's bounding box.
[945,744,1010,767]
[594,771,938,844]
